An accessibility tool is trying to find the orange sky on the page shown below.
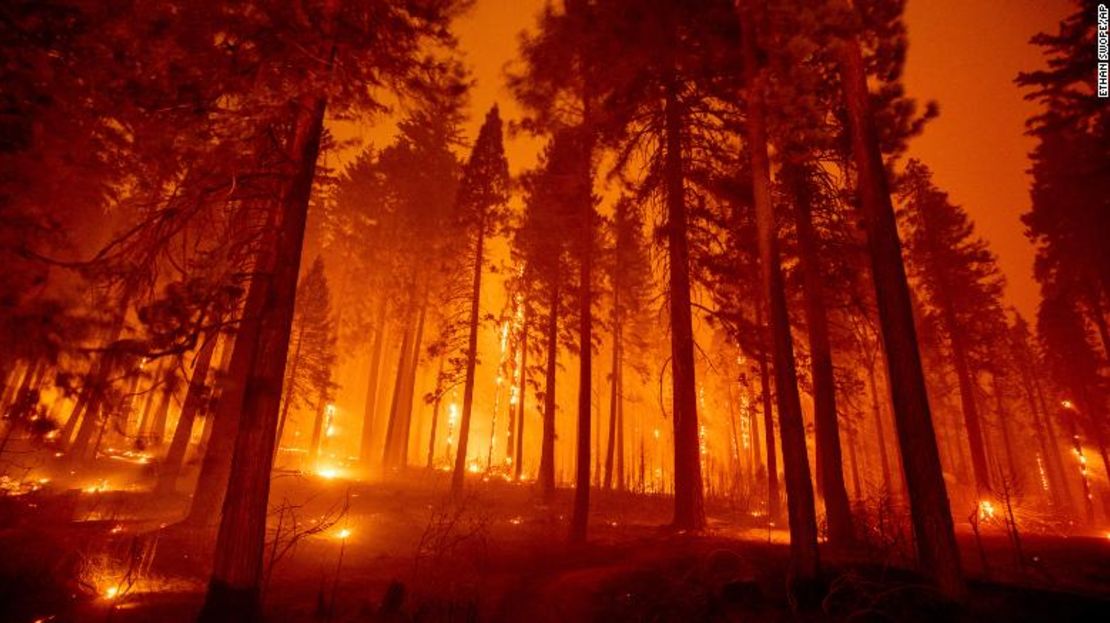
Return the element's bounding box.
[448,0,1071,318]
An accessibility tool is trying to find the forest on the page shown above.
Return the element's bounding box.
[1,0,1108,621]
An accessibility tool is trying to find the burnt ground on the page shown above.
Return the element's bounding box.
[1,464,1109,622]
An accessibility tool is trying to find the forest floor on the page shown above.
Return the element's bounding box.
[1,457,1109,622]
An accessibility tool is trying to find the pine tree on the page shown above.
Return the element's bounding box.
[450,106,510,495]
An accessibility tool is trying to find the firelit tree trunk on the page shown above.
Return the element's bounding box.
[308,393,327,466]
[273,321,306,460]
[939,292,991,493]
[757,313,780,521]
[990,373,1019,485]
[570,134,594,545]
[155,330,219,495]
[183,268,269,528]
[426,355,446,469]
[662,74,705,532]
[739,8,819,581]
[397,297,428,466]
[147,365,176,447]
[452,224,486,495]
[539,280,560,500]
[198,86,329,622]
[835,31,964,599]
[1015,340,1073,514]
[382,308,416,470]
[514,311,529,481]
[134,359,164,446]
[64,295,132,453]
[360,296,388,465]
[603,326,620,490]
[786,163,855,545]
[866,356,895,497]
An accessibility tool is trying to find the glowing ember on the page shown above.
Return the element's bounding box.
[978,500,996,521]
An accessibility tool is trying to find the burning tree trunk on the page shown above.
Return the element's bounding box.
[835,30,964,599]
[662,73,705,531]
[155,329,219,495]
[539,280,560,500]
[360,296,388,465]
[785,162,855,545]
[197,81,329,621]
[739,4,819,581]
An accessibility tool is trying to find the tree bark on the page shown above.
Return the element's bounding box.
[156,330,219,495]
[757,314,780,521]
[539,280,559,500]
[514,310,529,481]
[786,162,855,545]
[570,131,593,544]
[382,307,416,469]
[273,321,305,463]
[198,74,330,622]
[359,296,388,465]
[739,5,819,581]
[662,72,706,532]
[835,30,964,599]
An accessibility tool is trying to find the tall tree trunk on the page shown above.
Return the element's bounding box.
[451,223,486,495]
[308,392,327,466]
[1016,338,1073,515]
[148,366,176,447]
[382,309,416,469]
[604,328,620,490]
[134,359,164,446]
[941,302,991,493]
[539,281,559,500]
[866,354,894,497]
[360,296,388,465]
[398,297,428,467]
[426,355,446,469]
[757,316,780,521]
[198,64,330,621]
[514,310,529,481]
[786,162,855,545]
[990,373,1019,486]
[183,267,270,527]
[739,6,819,581]
[156,331,219,495]
[662,73,706,532]
[273,322,306,463]
[570,130,593,544]
[835,30,964,599]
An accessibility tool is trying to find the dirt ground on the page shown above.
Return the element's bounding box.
[1,463,1109,622]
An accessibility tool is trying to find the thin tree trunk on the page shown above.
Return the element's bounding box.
[156,330,219,495]
[426,355,446,469]
[757,317,780,521]
[990,373,1019,486]
[398,297,428,466]
[451,223,486,495]
[539,281,559,500]
[570,130,593,544]
[148,366,176,447]
[739,5,819,581]
[603,273,621,490]
[835,29,964,599]
[866,354,894,497]
[273,322,306,462]
[360,296,388,465]
[786,162,855,545]
[198,48,331,620]
[662,72,705,532]
[514,310,529,481]
[308,392,327,466]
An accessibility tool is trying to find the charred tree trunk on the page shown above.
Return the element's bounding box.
[156,331,219,495]
[603,327,620,490]
[785,162,855,545]
[940,299,991,493]
[662,73,706,532]
[426,355,446,469]
[836,30,964,599]
[398,297,428,466]
[740,6,819,581]
[308,392,327,466]
[198,65,330,621]
[866,354,895,497]
[451,222,486,495]
[360,296,388,465]
[148,365,176,447]
[539,280,560,500]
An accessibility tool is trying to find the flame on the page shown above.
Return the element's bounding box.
[978,500,996,521]
[102,585,119,600]
[335,528,351,540]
